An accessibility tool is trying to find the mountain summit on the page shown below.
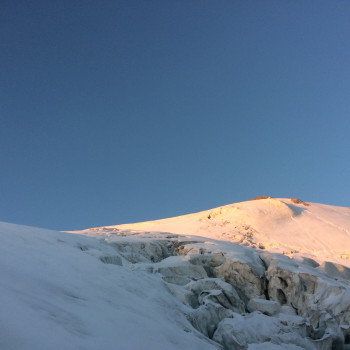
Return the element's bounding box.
[78,197,350,269]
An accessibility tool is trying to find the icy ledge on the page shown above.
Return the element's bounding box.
[103,235,350,350]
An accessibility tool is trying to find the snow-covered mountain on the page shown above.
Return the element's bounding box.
[76,197,350,267]
[1,197,350,349]
[80,197,350,268]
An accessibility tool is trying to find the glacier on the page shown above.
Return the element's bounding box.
[1,197,350,349]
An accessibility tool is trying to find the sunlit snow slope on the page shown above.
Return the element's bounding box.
[88,198,350,268]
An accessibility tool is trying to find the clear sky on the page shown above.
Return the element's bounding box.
[1,1,350,230]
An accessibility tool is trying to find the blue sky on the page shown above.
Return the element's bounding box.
[1,1,350,230]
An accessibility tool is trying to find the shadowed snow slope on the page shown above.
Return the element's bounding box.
[92,198,350,268]
[0,222,218,350]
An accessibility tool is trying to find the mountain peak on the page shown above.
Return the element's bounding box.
[76,198,350,268]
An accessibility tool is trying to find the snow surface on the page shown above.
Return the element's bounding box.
[1,197,350,349]
[0,222,218,350]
